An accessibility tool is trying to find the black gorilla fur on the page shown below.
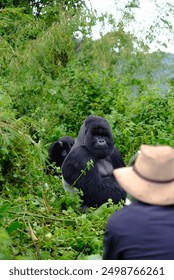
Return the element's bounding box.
[62,116,126,207]
[47,136,74,174]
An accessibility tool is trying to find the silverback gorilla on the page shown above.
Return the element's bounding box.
[61,116,126,207]
[47,136,75,174]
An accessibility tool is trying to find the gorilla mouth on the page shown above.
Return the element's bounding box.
[94,146,111,159]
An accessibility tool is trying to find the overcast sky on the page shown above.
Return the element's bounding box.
[86,0,174,53]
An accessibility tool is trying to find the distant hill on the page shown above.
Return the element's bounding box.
[152,52,174,92]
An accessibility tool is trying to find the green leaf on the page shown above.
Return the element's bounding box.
[0,203,10,213]
[0,204,10,220]
[7,221,22,234]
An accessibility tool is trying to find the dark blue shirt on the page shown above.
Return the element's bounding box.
[103,201,174,260]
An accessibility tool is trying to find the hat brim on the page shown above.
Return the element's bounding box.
[113,167,174,205]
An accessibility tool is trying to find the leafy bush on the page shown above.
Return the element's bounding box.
[0,110,46,190]
[0,184,124,259]
[108,90,174,161]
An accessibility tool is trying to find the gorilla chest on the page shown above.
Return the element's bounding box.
[97,159,113,177]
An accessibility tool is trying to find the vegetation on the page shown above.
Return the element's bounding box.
[0,0,174,259]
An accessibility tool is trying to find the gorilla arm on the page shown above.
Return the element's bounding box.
[110,146,125,168]
[62,146,126,207]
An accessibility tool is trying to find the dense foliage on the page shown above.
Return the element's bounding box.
[0,1,174,259]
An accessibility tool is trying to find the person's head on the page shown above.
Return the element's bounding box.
[113,144,174,205]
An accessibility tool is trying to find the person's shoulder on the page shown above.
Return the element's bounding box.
[113,201,142,214]
[107,201,144,225]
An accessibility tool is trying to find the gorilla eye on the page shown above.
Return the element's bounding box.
[93,127,108,136]
[98,131,108,138]
[101,132,108,137]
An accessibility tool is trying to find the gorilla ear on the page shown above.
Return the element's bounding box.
[58,140,64,147]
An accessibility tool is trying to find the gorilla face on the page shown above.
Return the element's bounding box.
[84,116,114,159]
[61,148,68,158]
[48,136,75,168]
[58,138,74,160]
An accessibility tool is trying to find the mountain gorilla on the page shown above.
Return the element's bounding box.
[47,136,75,174]
[62,116,126,207]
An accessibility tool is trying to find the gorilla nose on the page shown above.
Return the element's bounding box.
[98,139,106,145]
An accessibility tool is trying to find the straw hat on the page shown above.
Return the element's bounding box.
[113,144,174,205]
